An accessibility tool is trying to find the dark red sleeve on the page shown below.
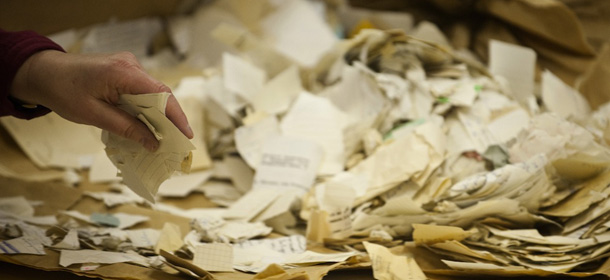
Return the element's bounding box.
[0,29,65,119]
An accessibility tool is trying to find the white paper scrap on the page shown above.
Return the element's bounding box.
[223,52,267,103]
[489,40,537,112]
[0,209,57,226]
[85,191,145,208]
[126,228,161,248]
[89,151,120,183]
[542,70,591,120]
[235,116,281,169]
[260,0,337,67]
[53,229,80,250]
[252,65,302,115]
[81,18,162,59]
[0,196,34,217]
[59,249,149,267]
[284,250,356,265]
[0,237,46,255]
[280,92,348,175]
[224,188,281,221]
[235,235,306,254]
[61,210,149,230]
[157,170,213,197]
[252,135,323,193]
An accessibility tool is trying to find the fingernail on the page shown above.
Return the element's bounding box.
[186,124,194,139]
[141,138,159,152]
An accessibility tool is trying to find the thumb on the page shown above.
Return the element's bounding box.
[93,101,159,152]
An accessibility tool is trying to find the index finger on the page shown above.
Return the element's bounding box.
[165,93,194,139]
[116,66,194,139]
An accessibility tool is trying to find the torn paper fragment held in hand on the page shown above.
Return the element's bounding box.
[102,92,195,203]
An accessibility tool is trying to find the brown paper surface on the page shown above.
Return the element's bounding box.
[578,44,610,109]
[562,0,610,51]
[253,264,309,280]
[478,0,594,55]
[0,174,352,280]
[470,0,597,87]
[0,249,186,280]
[0,177,82,216]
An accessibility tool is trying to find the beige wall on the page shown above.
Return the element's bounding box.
[0,0,186,35]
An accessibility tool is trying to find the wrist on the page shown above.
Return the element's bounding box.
[10,50,65,107]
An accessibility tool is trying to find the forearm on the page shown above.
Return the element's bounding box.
[0,29,64,119]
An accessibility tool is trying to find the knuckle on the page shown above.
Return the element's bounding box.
[107,52,141,71]
[153,81,171,93]
[115,51,138,62]
[119,123,140,140]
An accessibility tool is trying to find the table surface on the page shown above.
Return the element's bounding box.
[0,261,376,280]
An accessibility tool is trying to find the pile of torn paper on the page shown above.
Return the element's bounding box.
[2,0,610,279]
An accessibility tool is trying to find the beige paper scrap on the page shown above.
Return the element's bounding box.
[1,112,104,169]
[341,6,413,33]
[283,250,356,265]
[252,190,300,222]
[193,243,234,272]
[174,95,212,171]
[223,155,254,194]
[102,92,195,203]
[364,242,427,280]
[154,222,184,254]
[306,209,331,243]
[0,125,66,182]
[350,121,445,205]
[216,221,272,243]
[198,180,242,207]
[412,224,472,245]
[319,181,356,239]
[457,110,497,154]
[410,21,451,47]
[487,107,530,144]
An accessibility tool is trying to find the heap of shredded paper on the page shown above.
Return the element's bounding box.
[1,0,610,279]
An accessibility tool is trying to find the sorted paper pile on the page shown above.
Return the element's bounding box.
[1,0,610,279]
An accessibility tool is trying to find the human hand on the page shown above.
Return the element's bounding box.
[9,50,193,151]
